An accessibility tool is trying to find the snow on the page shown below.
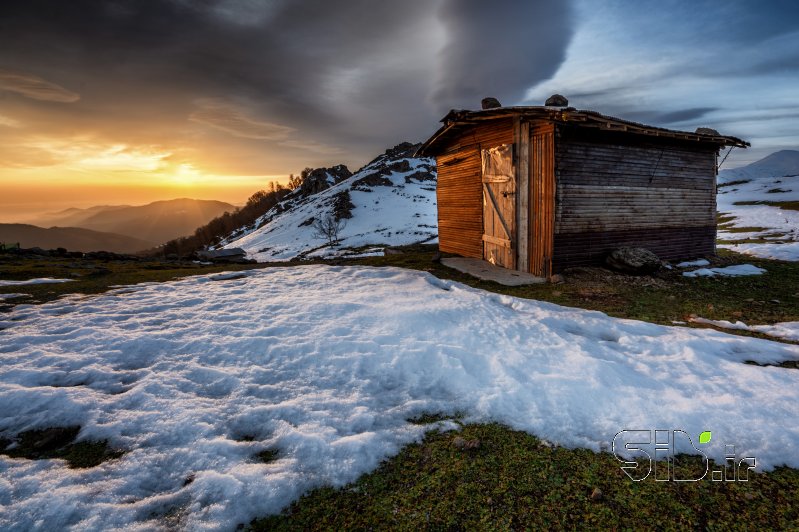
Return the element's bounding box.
[0,293,31,301]
[675,259,710,268]
[222,152,437,262]
[0,278,73,287]
[681,264,766,277]
[690,317,799,342]
[720,241,799,262]
[1,266,799,530]
[717,150,799,261]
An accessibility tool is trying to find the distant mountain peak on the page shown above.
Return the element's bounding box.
[719,148,799,183]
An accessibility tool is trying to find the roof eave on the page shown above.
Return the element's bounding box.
[417,107,750,156]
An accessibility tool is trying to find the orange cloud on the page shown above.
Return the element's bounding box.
[189,99,295,140]
[0,69,80,103]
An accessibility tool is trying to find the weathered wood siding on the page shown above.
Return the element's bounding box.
[553,126,718,270]
[436,118,514,258]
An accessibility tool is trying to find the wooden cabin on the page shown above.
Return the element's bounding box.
[417,101,748,278]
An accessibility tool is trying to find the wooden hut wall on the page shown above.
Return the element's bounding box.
[436,118,514,258]
[552,126,718,270]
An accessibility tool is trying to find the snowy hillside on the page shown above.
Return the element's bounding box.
[719,150,799,184]
[2,266,799,529]
[220,142,437,261]
[717,150,799,260]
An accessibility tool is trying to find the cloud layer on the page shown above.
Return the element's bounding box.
[0,0,576,174]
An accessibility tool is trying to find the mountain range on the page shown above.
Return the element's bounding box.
[0,224,156,254]
[33,198,237,246]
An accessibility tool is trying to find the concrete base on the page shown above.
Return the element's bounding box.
[441,257,546,286]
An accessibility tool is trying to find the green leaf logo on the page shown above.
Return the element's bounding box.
[699,431,712,444]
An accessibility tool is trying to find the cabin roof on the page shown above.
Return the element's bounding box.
[415,106,750,157]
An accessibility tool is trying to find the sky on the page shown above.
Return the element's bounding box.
[1,0,798,221]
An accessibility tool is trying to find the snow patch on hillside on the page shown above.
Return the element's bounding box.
[1,266,799,530]
[220,143,437,261]
[718,149,799,260]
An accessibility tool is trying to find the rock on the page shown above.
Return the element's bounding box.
[352,173,394,188]
[545,94,569,107]
[695,127,720,136]
[431,251,442,263]
[744,492,755,501]
[481,97,502,109]
[384,248,403,255]
[550,273,565,284]
[590,487,603,501]
[332,190,355,220]
[452,436,480,450]
[605,247,661,275]
[770,299,781,304]
[299,165,352,197]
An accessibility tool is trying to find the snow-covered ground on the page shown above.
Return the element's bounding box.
[690,316,799,342]
[681,263,766,277]
[1,266,799,530]
[718,149,799,260]
[221,145,437,261]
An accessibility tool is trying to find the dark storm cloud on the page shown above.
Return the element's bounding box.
[622,107,719,126]
[433,0,574,112]
[0,0,577,169]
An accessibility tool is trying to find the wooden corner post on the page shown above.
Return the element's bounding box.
[514,117,530,273]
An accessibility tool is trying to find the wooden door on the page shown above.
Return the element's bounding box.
[481,144,516,269]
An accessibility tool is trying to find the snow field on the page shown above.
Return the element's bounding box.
[1,266,798,530]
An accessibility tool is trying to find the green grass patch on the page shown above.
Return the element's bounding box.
[717,225,770,234]
[733,200,799,211]
[250,423,799,530]
[0,255,276,306]
[256,449,280,464]
[0,426,123,468]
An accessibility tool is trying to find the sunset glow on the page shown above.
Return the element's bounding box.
[2,0,798,222]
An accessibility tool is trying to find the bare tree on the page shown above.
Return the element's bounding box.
[312,214,346,246]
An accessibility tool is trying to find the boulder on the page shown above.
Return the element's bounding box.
[545,94,569,107]
[299,165,352,197]
[605,247,661,274]
[481,97,502,109]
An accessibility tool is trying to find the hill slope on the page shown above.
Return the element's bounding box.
[0,224,156,253]
[719,150,799,184]
[36,198,236,245]
[220,142,437,261]
[717,149,799,261]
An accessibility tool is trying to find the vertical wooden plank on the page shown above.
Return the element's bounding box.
[528,124,555,277]
[515,118,530,273]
